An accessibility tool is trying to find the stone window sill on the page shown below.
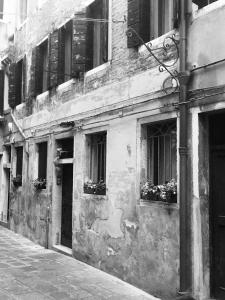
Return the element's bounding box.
[57,79,75,92]
[36,90,49,101]
[138,29,177,55]
[139,199,178,209]
[85,61,111,78]
[82,193,108,201]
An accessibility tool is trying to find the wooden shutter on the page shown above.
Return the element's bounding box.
[29,47,42,97]
[72,10,88,78]
[101,0,108,63]
[48,30,60,89]
[8,63,17,108]
[22,55,26,101]
[58,27,65,85]
[0,70,4,115]
[127,0,141,48]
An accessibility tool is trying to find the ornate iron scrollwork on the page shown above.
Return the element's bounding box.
[126,28,179,94]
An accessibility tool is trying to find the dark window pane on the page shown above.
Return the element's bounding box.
[38,142,47,180]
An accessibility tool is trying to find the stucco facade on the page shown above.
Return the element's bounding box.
[1,1,225,299]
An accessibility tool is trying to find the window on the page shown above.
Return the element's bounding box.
[18,0,27,24]
[147,120,176,185]
[15,146,23,186]
[38,142,47,184]
[192,0,218,9]
[0,70,4,115]
[128,0,177,47]
[87,132,106,183]
[87,0,108,69]
[56,138,74,159]
[0,0,4,19]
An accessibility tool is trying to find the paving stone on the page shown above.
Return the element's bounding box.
[0,226,159,300]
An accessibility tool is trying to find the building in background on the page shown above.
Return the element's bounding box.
[0,0,225,299]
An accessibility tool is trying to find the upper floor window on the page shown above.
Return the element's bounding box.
[86,0,108,69]
[127,0,178,47]
[192,0,218,9]
[0,0,4,19]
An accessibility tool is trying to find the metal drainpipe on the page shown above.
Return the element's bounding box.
[177,0,194,299]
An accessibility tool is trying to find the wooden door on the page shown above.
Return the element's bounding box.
[61,164,73,248]
[211,150,225,299]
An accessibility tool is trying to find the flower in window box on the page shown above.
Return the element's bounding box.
[32,178,47,190]
[141,179,177,203]
[12,175,22,187]
[84,180,106,195]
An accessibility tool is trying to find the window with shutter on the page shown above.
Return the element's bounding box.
[127,0,178,47]
[37,40,48,93]
[0,70,4,115]
[86,0,109,69]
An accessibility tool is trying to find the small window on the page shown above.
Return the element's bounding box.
[141,120,177,203]
[147,120,176,184]
[192,0,218,9]
[87,0,108,69]
[38,142,47,184]
[84,132,107,195]
[56,138,74,159]
[0,0,4,19]
[15,146,23,186]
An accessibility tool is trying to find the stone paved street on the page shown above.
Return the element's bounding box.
[0,226,159,300]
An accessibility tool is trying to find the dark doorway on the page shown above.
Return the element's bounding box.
[209,113,225,299]
[61,164,73,248]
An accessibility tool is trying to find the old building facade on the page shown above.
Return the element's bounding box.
[0,0,225,299]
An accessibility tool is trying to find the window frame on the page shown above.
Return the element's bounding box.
[86,131,107,184]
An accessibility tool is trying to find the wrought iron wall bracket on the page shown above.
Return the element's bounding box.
[126,27,180,94]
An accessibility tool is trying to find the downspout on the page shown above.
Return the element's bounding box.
[177,0,194,299]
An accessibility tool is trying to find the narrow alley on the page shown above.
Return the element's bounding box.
[0,226,158,300]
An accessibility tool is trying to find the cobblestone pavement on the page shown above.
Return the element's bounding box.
[0,226,159,300]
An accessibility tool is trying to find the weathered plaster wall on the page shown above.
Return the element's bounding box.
[188,2,225,90]
[72,117,179,299]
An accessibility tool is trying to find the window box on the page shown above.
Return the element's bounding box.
[32,178,46,190]
[141,179,177,203]
[83,181,106,195]
[12,175,22,187]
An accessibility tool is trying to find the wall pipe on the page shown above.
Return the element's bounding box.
[177,1,194,299]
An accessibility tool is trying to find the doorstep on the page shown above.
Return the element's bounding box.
[52,244,72,257]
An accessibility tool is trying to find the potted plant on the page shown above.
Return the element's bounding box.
[12,175,22,187]
[32,178,46,190]
[141,179,177,203]
[83,180,106,195]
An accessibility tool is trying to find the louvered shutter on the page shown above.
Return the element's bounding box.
[58,27,65,85]
[48,30,60,89]
[72,10,88,78]
[29,47,42,97]
[29,48,37,98]
[101,0,108,63]
[8,63,17,108]
[173,0,180,29]
[127,0,141,48]
[22,55,26,101]
[0,70,4,115]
